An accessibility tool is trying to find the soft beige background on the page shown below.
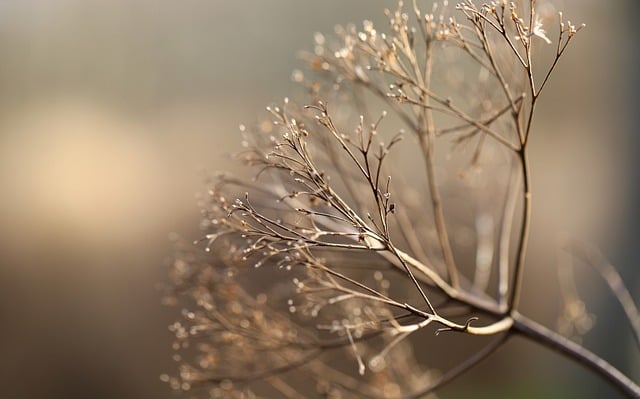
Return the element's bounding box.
[0,1,637,398]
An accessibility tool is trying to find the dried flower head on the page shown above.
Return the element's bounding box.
[165,1,639,398]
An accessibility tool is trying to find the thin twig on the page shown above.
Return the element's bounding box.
[571,242,640,349]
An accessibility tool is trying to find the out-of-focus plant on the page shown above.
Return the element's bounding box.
[162,1,640,398]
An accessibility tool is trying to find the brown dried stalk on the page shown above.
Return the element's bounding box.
[164,1,639,398]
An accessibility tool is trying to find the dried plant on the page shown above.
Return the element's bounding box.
[163,1,640,398]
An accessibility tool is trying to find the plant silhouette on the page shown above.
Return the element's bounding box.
[163,1,639,398]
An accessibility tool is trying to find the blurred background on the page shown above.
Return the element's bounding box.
[0,1,637,398]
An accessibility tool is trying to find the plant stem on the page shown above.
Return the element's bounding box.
[512,312,640,398]
[509,147,532,312]
[419,40,459,289]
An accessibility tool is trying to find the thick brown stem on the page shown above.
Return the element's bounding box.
[512,313,640,398]
[509,148,532,312]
